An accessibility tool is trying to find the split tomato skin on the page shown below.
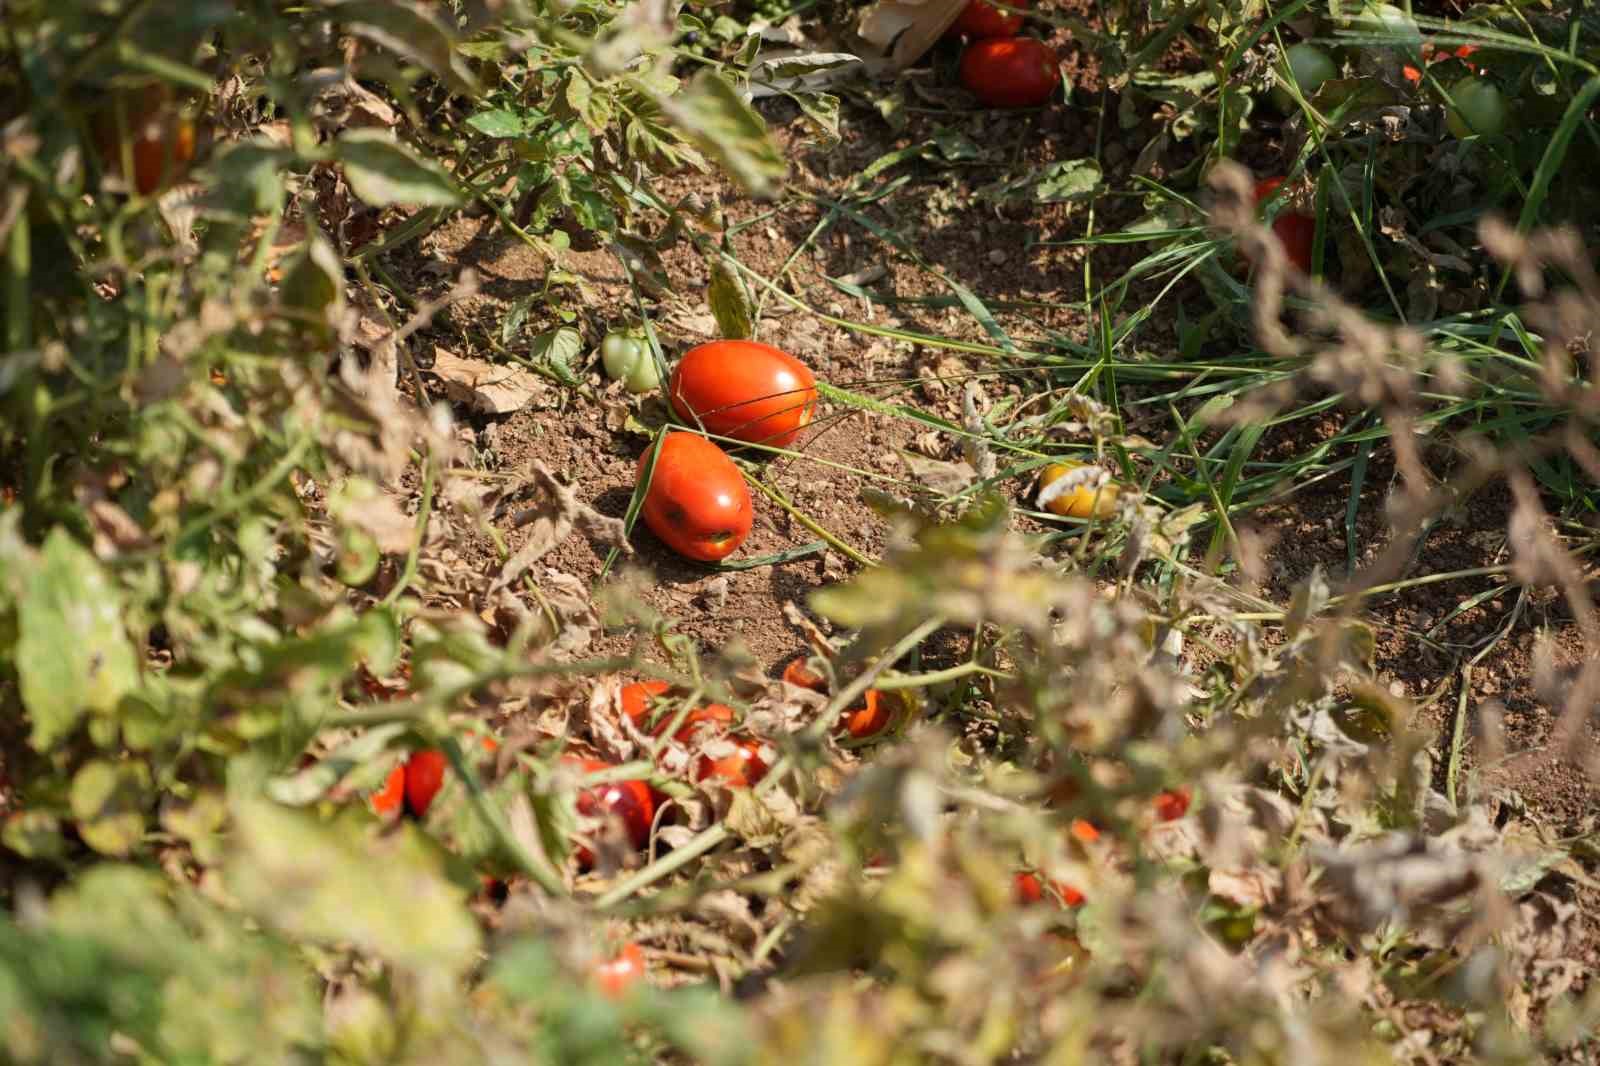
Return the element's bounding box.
[637,432,754,562]
[593,942,647,998]
[569,757,655,864]
[959,37,1060,109]
[1038,462,1121,519]
[944,0,1026,40]
[1253,177,1315,275]
[669,340,818,448]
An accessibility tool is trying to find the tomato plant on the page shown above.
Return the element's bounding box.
[1270,43,1337,111]
[668,340,818,448]
[1037,462,1122,519]
[601,331,661,394]
[1253,177,1316,275]
[637,432,754,562]
[1445,77,1508,138]
[944,0,1026,41]
[959,37,1060,109]
[592,942,648,998]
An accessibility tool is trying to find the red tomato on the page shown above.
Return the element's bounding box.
[95,87,197,196]
[1153,788,1191,822]
[781,656,890,740]
[668,340,818,448]
[593,941,647,997]
[944,0,1026,40]
[569,757,655,865]
[637,432,753,562]
[370,765,406,817]
[404,749,448,818]
[620,679,672,727]
[696,737,770,788]
[1253,177,1315,275]
[959,37,1060,109]
[1069,819,1099,844]
[1014,871,1085,908]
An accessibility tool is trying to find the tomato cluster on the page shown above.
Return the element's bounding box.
[621,680,770,788]
[369,737,499,820]
[781,656,893,740]
[634,338,819,564]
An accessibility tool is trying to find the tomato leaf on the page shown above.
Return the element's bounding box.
[708,256,754,340]
[14,530,140,751]
[337,130,463,208]
[69,760,151,857]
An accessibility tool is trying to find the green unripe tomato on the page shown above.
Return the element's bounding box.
[1445,77,1508,138]
[1271,43,1338,112]
[600,332,660,393]
[1349,2,1419,43]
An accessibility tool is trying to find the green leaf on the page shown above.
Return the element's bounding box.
[467,108,529,138]
[279,232,347,325]
[16,530,139,750]
[226,799,481,974]
[529,326,583,385]
[337,130,463,208]
[69,760,150,857]
[658,72,785,197]
[1,809,67,861]
[335,1,481,97]
[707,256,754,340]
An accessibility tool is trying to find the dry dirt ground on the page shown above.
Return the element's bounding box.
[379,26,1598,971]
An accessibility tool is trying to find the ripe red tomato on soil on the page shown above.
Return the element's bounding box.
[370,765,406,817]
[621,686,769,788]
[1153,788,1191,822]
[568,757,656,865]
[1014,871,1086,908]
[668,340,818,448]
[959,37,1060,109]
[1253,177,1315,275]
[637,432,754,562]
[593,941,648,997]
[944,0,1026,40]
[404,749,448,818]
[94,86,197,196]
[781,655,892,740]
[620,679,673,727]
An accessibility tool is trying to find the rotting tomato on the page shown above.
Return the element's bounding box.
[959,37,1060,109]
[1153,788,1192,822]
[944,0,1026,41]
[1014,871,1086,908]
[1445,76,1507,138]
[569,757,655,865]
[669,340,818,448]
[781,656,892,740]
[370,765,406,818]
[593,941,648,998]
[637,432,754,563]
[1037,462,1121,519]
[1253,177,1316,275]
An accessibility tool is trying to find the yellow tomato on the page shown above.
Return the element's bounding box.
[1037,462,1121,519]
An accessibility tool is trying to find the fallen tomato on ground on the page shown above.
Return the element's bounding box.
[93,85,197,196]
[600,330,660,394]
[1154,788,1192,822]
[1014,871,1086,908]
[1444,76,1507,138]
[403,749,448,818]
[669,340,818,448]
[1270,42,1337,111]
[621,682,769,787]
[1253,177,1316,275]
[1037,461,1121,519]
[959,37,1060,109]
[370,764,406,818]
[636,431,754,562]
[568,756,656,867]
[592,941,648,998]
[782,656,892,739]
[943,0,1026,41]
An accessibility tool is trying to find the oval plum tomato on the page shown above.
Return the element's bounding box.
[1153,787,1192,822]
[404,749,448,818]
[637,432,754,562]
[1445,76,1507,138]
[669,340,818,448]
[593,942,647,998]
[569,757,655,864]
[959,37,1060,109]
[696,737,770,788]
[620,679,672,728]
[782,656,827,693]
[944,0,1026,41]
[370,765,406,818]
[1037,462,1121,519]
[1253,177,1315,275]
[1014,871,1086,908]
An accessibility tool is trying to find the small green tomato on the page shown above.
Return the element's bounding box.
[1445,77,1508,138]
[1350,2,1419,42]
[1271,43,1338,112]
[600,332,660,394]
